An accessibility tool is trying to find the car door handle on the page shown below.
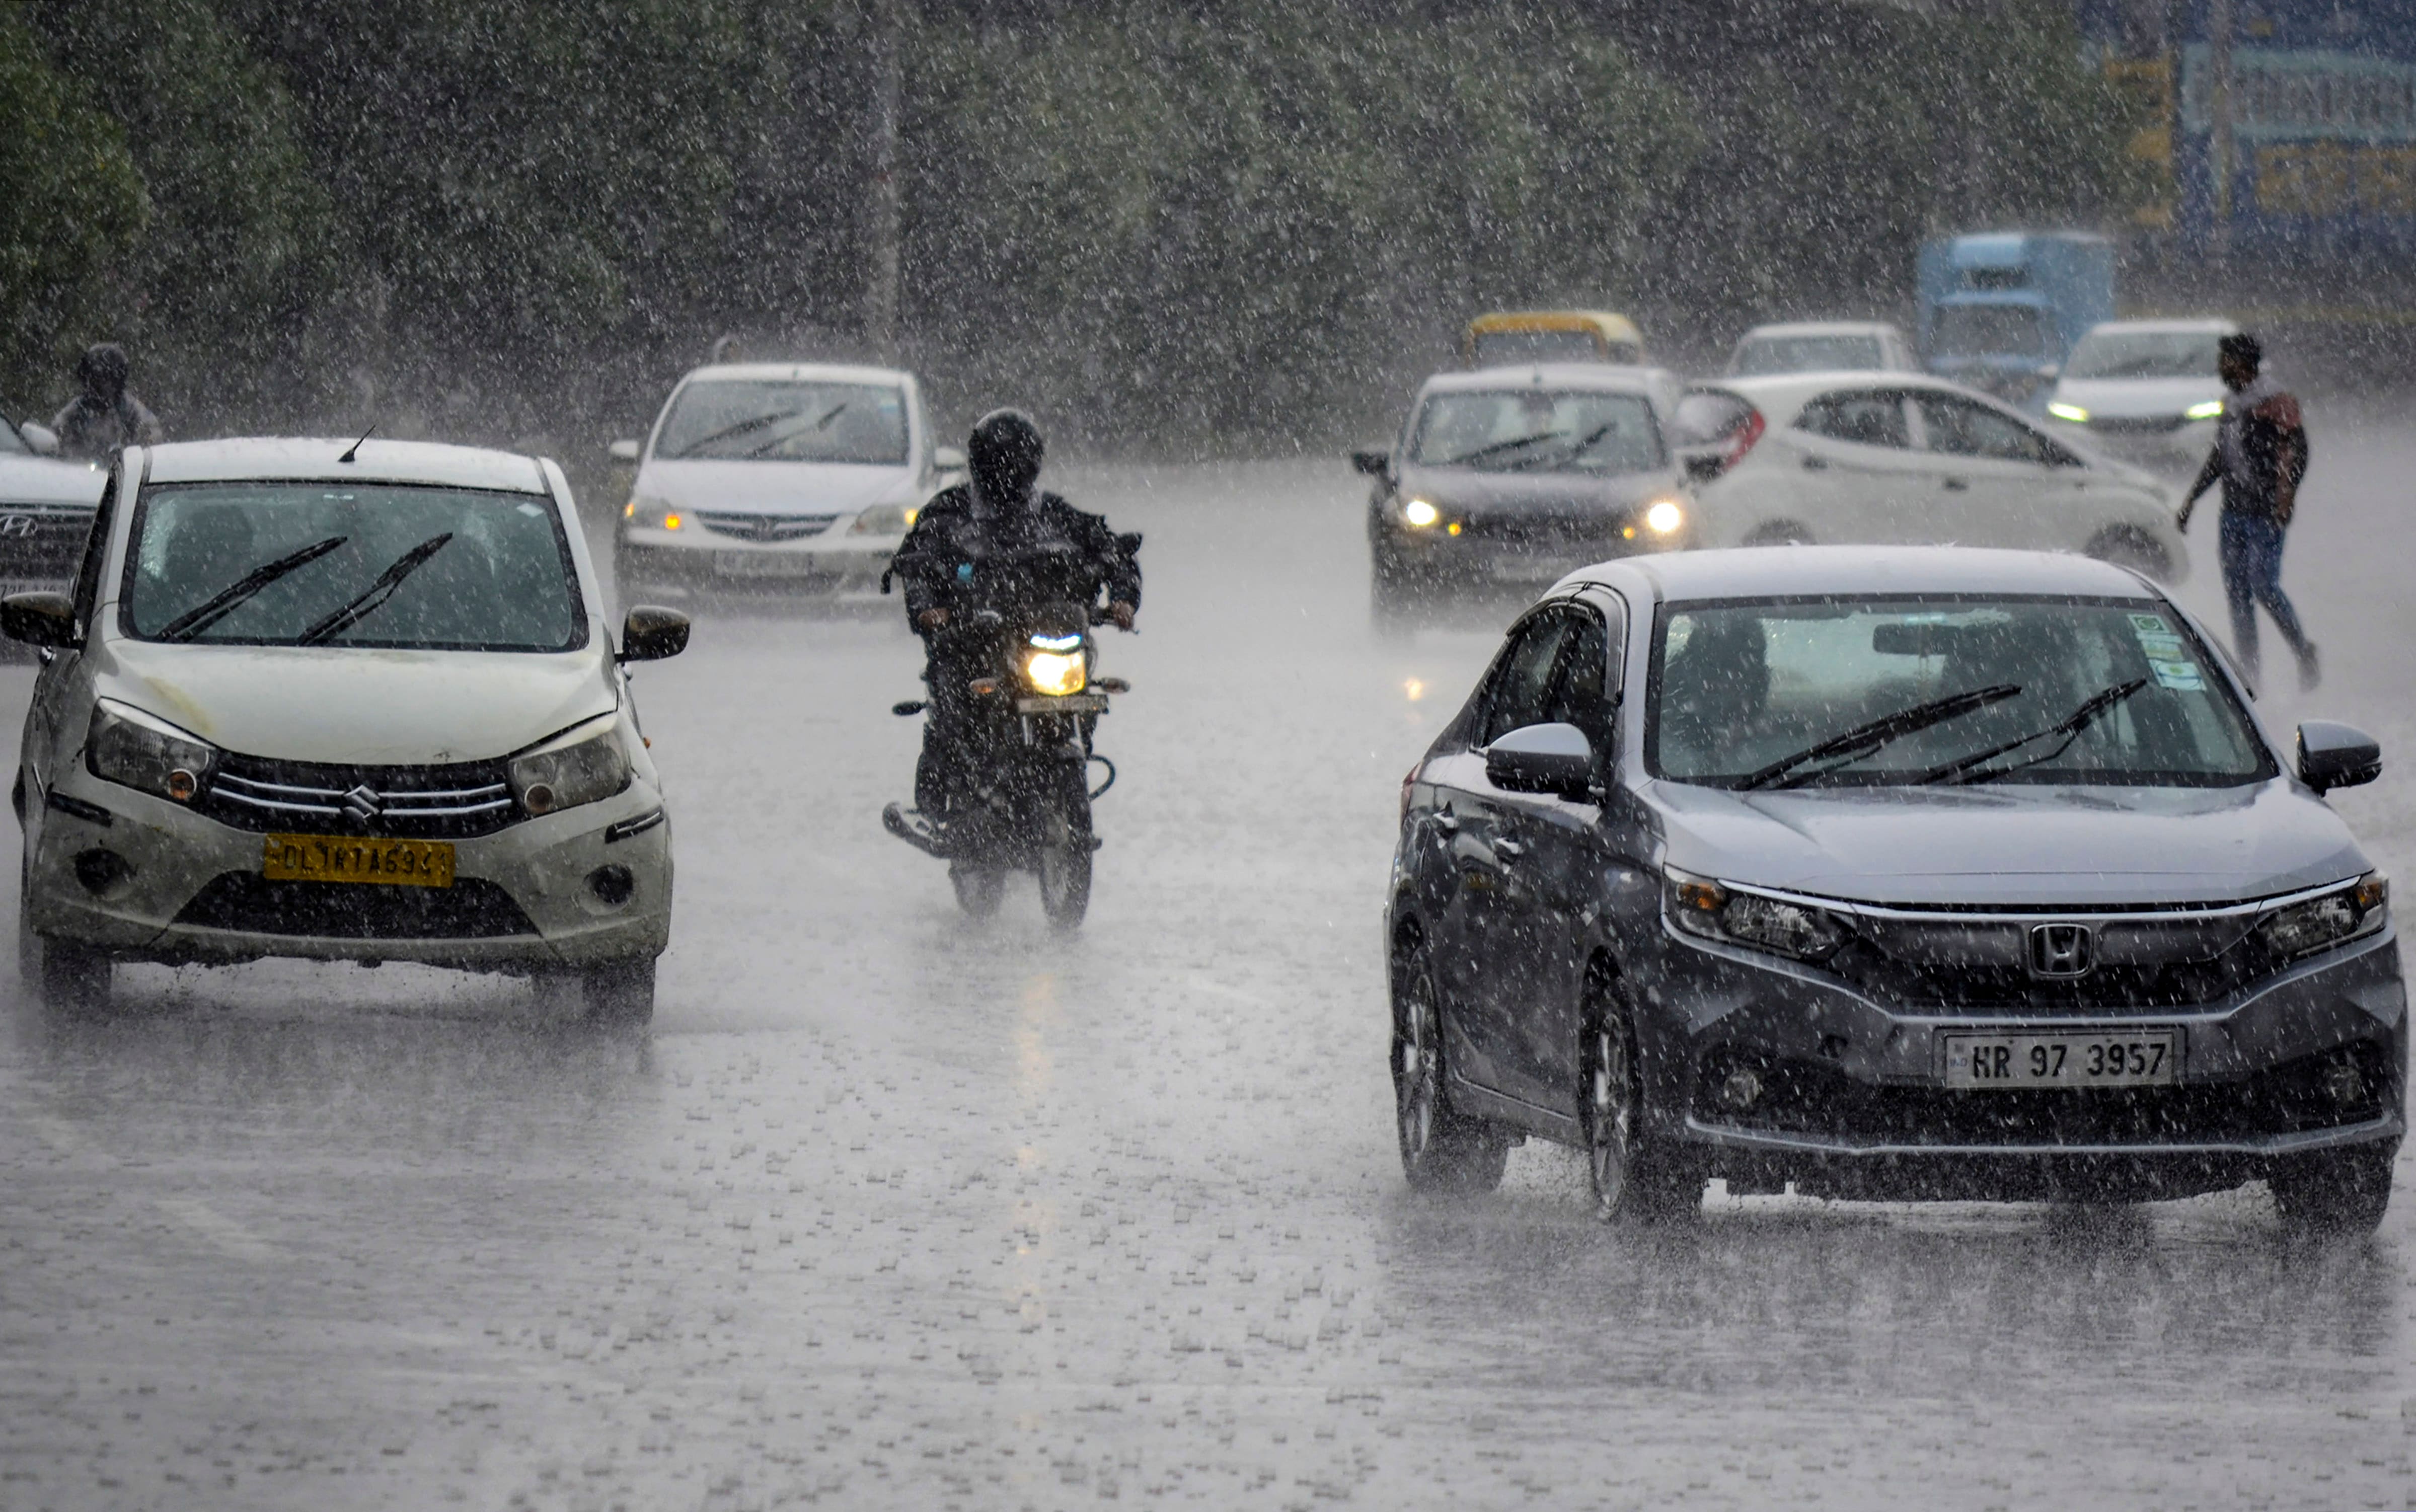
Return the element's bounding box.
[1800,455,1828,471]
[1942,476,1969,492]
[1491,839,1525,863]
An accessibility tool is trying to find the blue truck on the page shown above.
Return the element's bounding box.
[1916,232,2116,413]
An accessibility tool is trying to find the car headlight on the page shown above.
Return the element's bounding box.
[1024,644,1088,697]
[849,502,920,536]
[1644,498,1685,536]
[85,699,217,804]
[1666,866,1848,961]
[2185,399,2224,421]
[1402,498,1441,529]
[508,717,632,816]
[2258,873,2388,959]
[625,496,683,531]
[2047,401,2090,423]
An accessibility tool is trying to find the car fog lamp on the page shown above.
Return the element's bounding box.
[2047,401,2090,423]
[1024,648,1087,697]
[1644,498,1685,536]
[2185,399,2225,421]
[508,718,632,818]
[86,700,217,805]
[1402,498,1441,529]
[2324,1059,2367,1109]
[849,502,919,536]
[1446,521,1462,536]
[1717,1067,1764,1112]
[2257,873,2387,959]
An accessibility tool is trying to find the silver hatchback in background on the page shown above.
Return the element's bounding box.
[611,362,964,605]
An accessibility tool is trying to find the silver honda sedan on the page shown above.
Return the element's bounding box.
[1388,545,2399,1232]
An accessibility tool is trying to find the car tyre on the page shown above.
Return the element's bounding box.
[580,957,656,1028]
[2270,1146,2394,1237]
[17,891,108,1015]
[1583,975,1702,1224]
[1392,941,1508,1195]
[2084,525,2174,583]
[949,861,1005,918]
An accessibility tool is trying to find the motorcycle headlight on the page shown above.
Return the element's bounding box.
[1023,645,1088,697]
[508,717,632,817]
[2258,874,2388,959]
[625,496,683,531]
[1666,866,1848,962]
[849,502,920,536]
[85,699,217,804]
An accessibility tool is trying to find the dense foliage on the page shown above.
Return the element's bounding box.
[1,0,2130,453]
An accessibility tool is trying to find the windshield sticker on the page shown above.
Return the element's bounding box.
[2149,659,2205,691]
[2127,613,2170,635]
[2136,632,2186,660]
[2128,614,2202,687]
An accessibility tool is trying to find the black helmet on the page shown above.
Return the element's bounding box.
[967,408,1044,508]
[75,343,129,401]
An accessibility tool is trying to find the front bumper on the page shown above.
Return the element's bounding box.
[1645,924,2404,1200]
[2049,415,2216,470]
[1376,523,1689,586]
[27,770,672,971]
[615,531,898,599]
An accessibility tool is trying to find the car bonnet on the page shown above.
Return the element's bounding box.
[636,457,915,516]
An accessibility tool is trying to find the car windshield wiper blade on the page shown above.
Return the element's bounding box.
[1502,419,1621,470]
[1439,429,1569,467]
[1917,677,2150,786]
[1734,684,2023,791]
[158,536,349,642]
[742,402,849,459]
[672,410,803,457]
[296,533,453,646]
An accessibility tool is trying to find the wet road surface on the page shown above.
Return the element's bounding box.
[4,406,2416,1510]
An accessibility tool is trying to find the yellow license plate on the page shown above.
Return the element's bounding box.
[262,833,456,889]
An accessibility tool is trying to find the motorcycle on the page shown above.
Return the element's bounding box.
[880,556,1132,929]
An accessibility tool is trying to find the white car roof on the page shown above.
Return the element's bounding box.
[1696,369,2003,420]
[1736,321,1903,340]
[1421,363,1669,396]
[143,439,550,494]
[1576,545,2159,603]
[676,362,915,388]
[2076,318,2239,338]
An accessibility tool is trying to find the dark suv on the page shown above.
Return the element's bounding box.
[1389,545,2400,1231]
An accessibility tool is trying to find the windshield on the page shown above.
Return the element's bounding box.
[123,482,584,650]
[1729,335,1883,375]
[2066,330,2222,380]
[1409,390,1664,474]
[1932,305,2052,358]
[1648,596,2271,788]
[655,380,910,464]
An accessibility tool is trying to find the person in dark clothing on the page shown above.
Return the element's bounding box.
[51,344,164,464]
[2178,332,2317,690]
[891,409,1140,825]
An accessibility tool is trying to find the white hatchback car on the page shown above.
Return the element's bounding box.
[611,362,962,603]
[2045,318,2236,471]
[1674,372,2188,584]
[6,439,687,1022]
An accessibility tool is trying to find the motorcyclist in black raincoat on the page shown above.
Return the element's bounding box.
[891,409,1140,833]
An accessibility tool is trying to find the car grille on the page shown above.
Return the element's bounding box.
[2087,414,2187,434]
[694,510,839,543]
[0,500,97,578]
[200,753,517,839]
[1699,1040,2392,1147]
[1457,507,1637,548]
[1821,907,2280,1014]
[172,873,537,939]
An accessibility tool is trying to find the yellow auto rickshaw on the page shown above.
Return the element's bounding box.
[1463,310,1647,368]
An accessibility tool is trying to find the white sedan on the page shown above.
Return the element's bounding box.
[1675,372,2188,583]
[6,438,686,1023]
[611,362,962,604]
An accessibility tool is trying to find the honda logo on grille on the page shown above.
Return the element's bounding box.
[2028,923,2095,977]
[340,784,384,822]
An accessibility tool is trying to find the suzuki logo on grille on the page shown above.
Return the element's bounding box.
[340,784,384,822]
[0,514,36,538]
[2028,923,2095,977]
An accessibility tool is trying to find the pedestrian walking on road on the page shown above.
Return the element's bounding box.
[2178,331,2317,691]
[50,343,164,465]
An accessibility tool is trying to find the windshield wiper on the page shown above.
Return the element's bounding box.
[1916,677,2149,786]
[742,402,849,459]
[1440,429,1569,467]
[1502,419,1623,471]
[1734,684,2022,791]
[672,410,803,458]
[296,533,453,645]
[159,536,349,642]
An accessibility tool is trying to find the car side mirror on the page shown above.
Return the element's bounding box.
[933,445,967,473]
[2298,720,2380,793]
[618,604,690,663]
[19,421,59,458]
[1485,721,1595,798]
[0,590,78,648]
[1350,448,1390,477]
[608,439,641,463]
[1680,449,1725,483]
